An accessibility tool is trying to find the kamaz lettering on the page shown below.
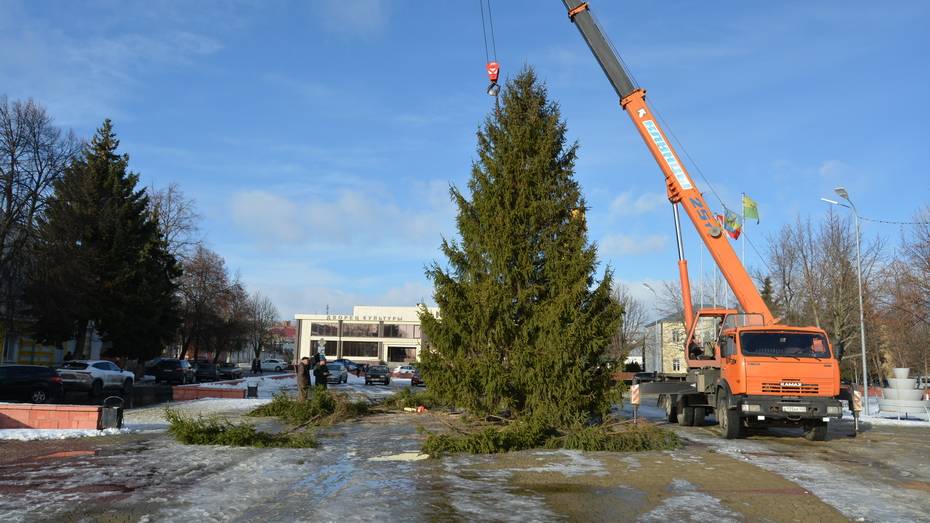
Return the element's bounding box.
[642,120,693,190]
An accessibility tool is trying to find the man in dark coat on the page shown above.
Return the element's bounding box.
[313,358,330,390]
[296,357,312,400]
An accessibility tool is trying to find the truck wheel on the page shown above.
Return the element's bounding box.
[803,422,828,441]
[677,400,695,426]
[717,395,744,439]
[692,407,706,427]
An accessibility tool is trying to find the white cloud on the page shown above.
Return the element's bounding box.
[230,191,303,243]
[599,233,668,257]
[818,159,847,177]
[609,191,667,216]
[0,9,224,126]
[315,0,389,37]
[228,180,456,256]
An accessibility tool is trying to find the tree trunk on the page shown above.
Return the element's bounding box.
[75,319,89,358]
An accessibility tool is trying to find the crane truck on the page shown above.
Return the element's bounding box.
[561,1,844,440]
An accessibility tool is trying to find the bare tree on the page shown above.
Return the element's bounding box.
[763,211,882,382]
[246,291,279,361]
[0,96,79,360]
[876,206,930,377]
[177,245,246,360]
[609,283,647,364]
[149,182,200,261]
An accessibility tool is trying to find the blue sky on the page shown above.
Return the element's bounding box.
[3,1,928,320]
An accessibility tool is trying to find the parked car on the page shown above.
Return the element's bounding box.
[217,362,243,380]
[194,362,220,382]
[325,362,349,384]
[57,360,135,396]
[0,365,64,404]
[392,364,417,378]
[146,359,195,385]
[410,369,425,387]
[365,365,391,386]
[260,359,288,372]
[332,358,360,372]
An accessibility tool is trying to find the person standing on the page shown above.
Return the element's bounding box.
[313,358,330,390]
[296,357,312,400]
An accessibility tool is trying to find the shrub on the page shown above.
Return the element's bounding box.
[421,419,678,457]
[165,408,317,448]
[249,391,369,426]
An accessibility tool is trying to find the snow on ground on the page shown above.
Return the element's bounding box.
[0,428,129,441]
[637,479,740,523]
[122,397,272,429]
[0,374,417,447]
[195,373,416,399]
[843,397,930,426]
[682,429,930,522]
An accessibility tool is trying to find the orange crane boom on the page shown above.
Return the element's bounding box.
[562,1,774,328]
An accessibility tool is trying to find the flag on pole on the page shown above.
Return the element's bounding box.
[742,194,760,223]
[717,210,742,240]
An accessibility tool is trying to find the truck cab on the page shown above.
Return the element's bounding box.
[675,310,844,439]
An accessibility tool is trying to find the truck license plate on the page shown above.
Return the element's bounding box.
[782,405,807,413]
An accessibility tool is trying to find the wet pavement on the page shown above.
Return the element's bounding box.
[0,393,928,521]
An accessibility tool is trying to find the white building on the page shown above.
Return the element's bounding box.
[296,305,438,368]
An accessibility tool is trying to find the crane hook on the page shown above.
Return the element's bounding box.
[486,62,500,96]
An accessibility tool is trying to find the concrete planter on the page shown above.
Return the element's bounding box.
[888,378,917,390]
[878,368,930,419]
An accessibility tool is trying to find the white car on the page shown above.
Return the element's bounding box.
[260,359,288,372]
[57,360,135,396]
[392,365,417,377]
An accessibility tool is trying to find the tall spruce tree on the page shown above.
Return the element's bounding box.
[419,69,621,427]
[28,120,179,360]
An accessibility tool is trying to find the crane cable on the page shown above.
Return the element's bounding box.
[479,0,498,64]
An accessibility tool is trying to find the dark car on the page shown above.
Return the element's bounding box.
[332,358,360,372]
[217,362,243,380]
[326,362,349,384]
[410,369,425,387]
[0,365,64,404]
[194,362,220,382]
[146,359,195,385]
[365,365,391,386]
[633,372,657,383]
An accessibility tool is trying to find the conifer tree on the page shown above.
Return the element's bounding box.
[419,69,621,427]
[28,120,179,359]
[760,276,777,315]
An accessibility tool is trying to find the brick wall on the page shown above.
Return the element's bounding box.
[171,385,247,401]
[0,404,103,429]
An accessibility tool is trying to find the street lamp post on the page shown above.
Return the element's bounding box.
[643,283,661,374]
[821,187,869,415]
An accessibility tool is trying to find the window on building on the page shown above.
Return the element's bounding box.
[382,324,418,338]
[310,322,338,336]
[672,358,681,372]
[387,346,417,363]
[341,323,378,337]
[341,341,379,358]
[672,330,681,343]
[310,340,338,356]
